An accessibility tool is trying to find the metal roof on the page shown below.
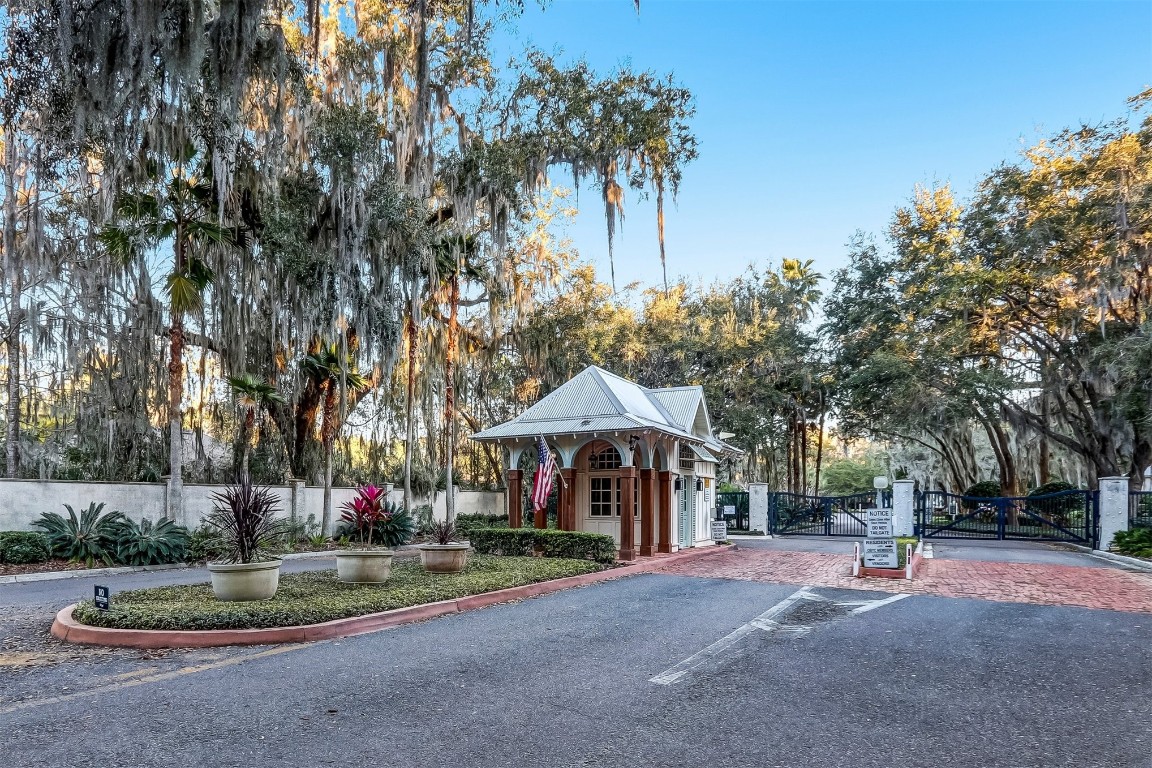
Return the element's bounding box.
[689,444,719,462]
[647,387,703,432]
[470,365,742,455]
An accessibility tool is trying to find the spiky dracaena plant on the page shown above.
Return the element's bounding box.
[204,482,286,564]
[33,502,127,566]
[428,519,458,546]
[339,484,390,548]
[114,518,191,566]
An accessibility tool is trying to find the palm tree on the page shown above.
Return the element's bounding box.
[228,374,284,483]
[430,235,483,523]
[303,342,370,535]
[99,166,241,520]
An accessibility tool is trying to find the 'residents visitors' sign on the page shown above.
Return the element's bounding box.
[862,539,898,569]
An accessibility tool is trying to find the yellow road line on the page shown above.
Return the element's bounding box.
[0,642,318,716]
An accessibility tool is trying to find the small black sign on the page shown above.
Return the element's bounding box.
[94,585,110,611]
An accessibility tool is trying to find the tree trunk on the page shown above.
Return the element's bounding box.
[1038,390,1051,485]
[813,390,826,495]
[403,307,418,516]
[3,133,20,479]
[167,222,187,521]
[444,273,459,522]
[320,382,337,536]
[241,408,254,483]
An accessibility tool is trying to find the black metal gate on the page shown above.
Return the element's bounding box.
[768,491,891,537]
[716,491,750,531]
[917,489,1097,546]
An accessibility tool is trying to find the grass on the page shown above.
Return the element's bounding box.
[71,556,603,632]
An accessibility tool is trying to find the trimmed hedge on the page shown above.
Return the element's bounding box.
[468,527,617,563]
[71,556,602,631]
[454,513,509,535]
[468,528,536,557]
[0,531,52,564]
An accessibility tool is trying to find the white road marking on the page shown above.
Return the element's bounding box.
[649,588,815,685]
[649,588,913,686]
[849,593,910,615]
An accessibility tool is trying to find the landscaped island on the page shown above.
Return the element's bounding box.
[72,557,603,632]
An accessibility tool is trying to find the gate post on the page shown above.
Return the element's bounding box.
[892,480,915,537]
[995,498,1007,540]
[767,492,778,535]
[1098,476,1129,551]
[822,497,833,536]
[749,484,769,536]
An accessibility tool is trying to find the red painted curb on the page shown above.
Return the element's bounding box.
[51,544,735,649]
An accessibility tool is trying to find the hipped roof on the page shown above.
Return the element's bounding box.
[470,366,742,456]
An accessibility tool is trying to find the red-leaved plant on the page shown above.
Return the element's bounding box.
[340,485,391,548]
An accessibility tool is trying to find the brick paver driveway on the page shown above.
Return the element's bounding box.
[665,545,1152,613]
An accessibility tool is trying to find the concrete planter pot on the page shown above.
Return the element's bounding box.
[419,543,470,573]
[207,559,283,601]
[336,550,395,584]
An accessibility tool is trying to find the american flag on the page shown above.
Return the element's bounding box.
[531,435,556,513]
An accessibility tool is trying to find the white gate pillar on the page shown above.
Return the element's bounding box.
[1098,476,1129,551]
[892,480,915,537]
[749,483,769,536]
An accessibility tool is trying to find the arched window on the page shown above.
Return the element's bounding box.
[588,445,622,471]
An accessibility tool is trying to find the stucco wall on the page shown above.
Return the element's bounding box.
[0,479,504,533]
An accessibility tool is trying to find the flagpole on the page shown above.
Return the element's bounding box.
[537,434,568,489]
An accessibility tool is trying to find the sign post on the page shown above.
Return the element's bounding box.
[94,585,110,611]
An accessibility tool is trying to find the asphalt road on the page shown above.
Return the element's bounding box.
[2,569,1149,768]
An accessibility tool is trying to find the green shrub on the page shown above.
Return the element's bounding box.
[468,528,617,563]
[468,528,536,557]
[114,518,190,566]
[454,513,509,535]
[32,502,127,566]
[1112,528,1152,558]
[188,525,226,563]
[0,531,51,564]
[1024,480,1083,524]
[534,529,617,563]
[961,480,1003,510]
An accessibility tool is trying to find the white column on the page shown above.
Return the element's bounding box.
[1098,476,1129,551]
[749,483,769,535]
[892,480,915,537]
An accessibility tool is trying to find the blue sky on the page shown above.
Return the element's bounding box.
[491,0,1152,291]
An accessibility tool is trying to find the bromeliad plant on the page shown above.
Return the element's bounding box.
[33,502,127,567]
[204,481,286,564]
[340,485,391,549]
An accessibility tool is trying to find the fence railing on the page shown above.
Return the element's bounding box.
[768,490,891,537]
[918,489,1096,545]
[1130,491,1152,529]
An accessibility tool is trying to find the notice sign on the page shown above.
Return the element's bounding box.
[723,505,736,515]
[711,520,728,541]
[94,585,110,611]
[863,539,898,569]
[866,508,895,538]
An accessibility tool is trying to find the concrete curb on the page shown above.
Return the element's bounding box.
[0,562,191,585]
[51,544,735,648]
[1060,544,1152,573]
[0,548,427,585]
